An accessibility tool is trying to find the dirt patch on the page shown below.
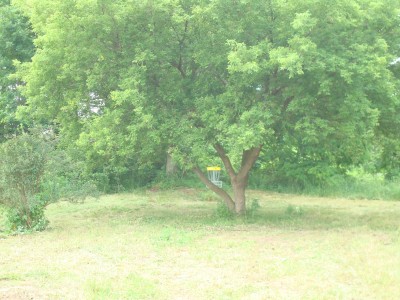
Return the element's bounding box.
[0,286,51,300]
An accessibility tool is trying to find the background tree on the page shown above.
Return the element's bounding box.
[0,0,34,140]
[16,0,400,214]
[377,59,400,180]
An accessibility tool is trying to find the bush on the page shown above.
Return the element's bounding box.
[0,132,52,232]
[151,171,203,190]
[215,201,234,219]
[41,148,100,203]
[6,201,49,233]
[0,130,99,233]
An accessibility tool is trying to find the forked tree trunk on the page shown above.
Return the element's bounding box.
[194,144,262,215]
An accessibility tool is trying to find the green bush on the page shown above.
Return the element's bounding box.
[41,149,100,203]
[0,130,99,233]
[0,132,52,232]
[215,201,235,219]
[249,165,400,201]
[150,171,204,190]
[6,202,48,233]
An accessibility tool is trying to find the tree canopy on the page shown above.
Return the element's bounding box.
[14,0,400,213]
[0,0,34,140]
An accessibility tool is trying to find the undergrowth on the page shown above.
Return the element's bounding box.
[249,169,400,201]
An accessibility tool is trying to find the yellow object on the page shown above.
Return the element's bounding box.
[207,166,221,171]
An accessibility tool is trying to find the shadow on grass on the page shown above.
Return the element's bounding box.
[77,200,400,232]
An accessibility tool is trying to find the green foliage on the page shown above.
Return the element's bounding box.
[0,131,52,232]
[151,172,204,190]
[319,171,400,201]
[12,0,400,207]
[379,138,400,179]
[249,152,344,193]
[0,0,34,140]
[250,166,400,201]
[41,148,100,202]
[0,204,6,231]
[5,200,48,233]
[215,201,235,220]
[0,130,99,233]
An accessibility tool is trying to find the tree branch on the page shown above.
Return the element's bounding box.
[170,59,186,78]
[214,143,237,179]
[237,145,262,180]
[215,74,228,86]
[193,166,235,211]
[271,86,285,96]
[282,96,294,112]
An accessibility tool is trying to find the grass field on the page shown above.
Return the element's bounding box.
[1,188,400,299]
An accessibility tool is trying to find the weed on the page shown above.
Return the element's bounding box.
[215,201,234,219]
[285,204,305,217]
[247,198,261,218]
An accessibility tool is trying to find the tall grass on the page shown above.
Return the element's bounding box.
[303,175,400,200]
[0,204,6,236]
[249,168,400,201]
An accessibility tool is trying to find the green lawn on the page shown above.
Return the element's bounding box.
[1,189,399,299]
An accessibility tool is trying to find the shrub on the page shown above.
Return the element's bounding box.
[0,130,99,233]
[41,149,100,203]
[5,200,48,233]
[215,201,234,219]
[0,132,52,232]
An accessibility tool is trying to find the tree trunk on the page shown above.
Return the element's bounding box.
[193,144,262,215]
[166,152,178,176]
[232,178,247,214]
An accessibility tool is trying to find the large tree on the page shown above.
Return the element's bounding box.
[17,0,400,214]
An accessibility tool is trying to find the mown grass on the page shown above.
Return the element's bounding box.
[1,188,400,299]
